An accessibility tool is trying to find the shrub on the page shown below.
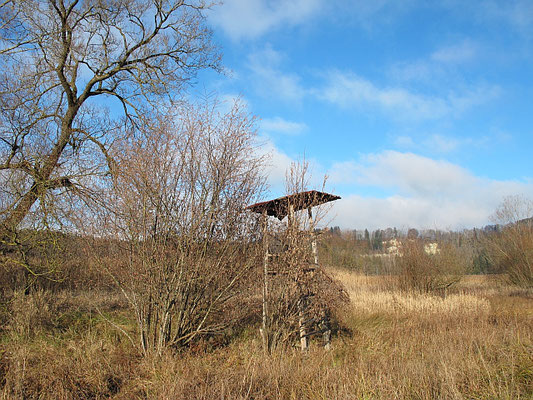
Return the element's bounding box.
[486,222,533,287]
[394,240,465,293]
[93,99,266,356]
[487,196,533,287]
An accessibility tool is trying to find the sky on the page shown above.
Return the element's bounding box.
[198,0,533,231]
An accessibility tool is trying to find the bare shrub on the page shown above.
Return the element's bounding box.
[487,196,533,287]
[394,240,465,293]
[91,98,266,355]
[489,225,533,287]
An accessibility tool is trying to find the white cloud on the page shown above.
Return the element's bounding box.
[209,0,533,42]
[209,0,321,41]
[430,40,478,64]
[330,151,474,195]
[389,39,479,85]
[243,43,497,117]
[318,71,447,119]
[359,151,474,195]
[247,46,306,103]
[329,194,492,231]
[318,70,500,120]
[260,117,307,135]
[257,138,294,192]
[467,0,533,32]
[327,150,533,230]
[423,134,460,153]
[250,148,531,230]
[394,132,492,154]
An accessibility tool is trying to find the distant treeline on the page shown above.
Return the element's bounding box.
[319,224,502,275]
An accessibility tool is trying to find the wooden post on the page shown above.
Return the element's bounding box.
[307,207,332,350]
[321,310,332,351]
[298,297,308,351]
[289,203,308,352]
[307,208,319,265]
[260,210,270,353]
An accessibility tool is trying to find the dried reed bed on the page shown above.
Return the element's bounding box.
[1,270,532,399]
[350,290,490,316]
[331,268,491,317]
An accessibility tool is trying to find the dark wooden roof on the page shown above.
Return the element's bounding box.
[246,190,341,220]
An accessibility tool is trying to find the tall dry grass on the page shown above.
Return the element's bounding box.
[1,270,531,399]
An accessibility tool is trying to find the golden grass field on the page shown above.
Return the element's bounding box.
[1,270,532,399]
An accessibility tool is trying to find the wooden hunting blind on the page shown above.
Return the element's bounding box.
[247,190,341,352]
[247,190,341,220]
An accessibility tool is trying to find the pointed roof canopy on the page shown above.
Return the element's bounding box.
[246,190,341,220]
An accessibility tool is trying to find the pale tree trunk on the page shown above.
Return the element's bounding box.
[288,203,308,352]
[307,207,332,350]
[298,297,308,352]
[261,211,270,353]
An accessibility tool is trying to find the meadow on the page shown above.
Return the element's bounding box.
[1,269,531,399]
[1,2,531,399]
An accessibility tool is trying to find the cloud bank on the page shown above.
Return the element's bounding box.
[209,0,321,41]
[260,117,307,136]
[328,151,533,230]
[318,71,500,121]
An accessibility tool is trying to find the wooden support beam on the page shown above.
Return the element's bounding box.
[260,210,270,354]
[298,297,308,352]
[321,309,332,351]
[308,207,319,265]
[307,207,332,350]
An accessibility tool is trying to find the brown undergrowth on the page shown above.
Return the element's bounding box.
[1,271,531,399]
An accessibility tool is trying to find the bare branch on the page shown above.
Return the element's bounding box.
[0,0,220,231]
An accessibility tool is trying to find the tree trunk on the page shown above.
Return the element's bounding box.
[2,107,78,232]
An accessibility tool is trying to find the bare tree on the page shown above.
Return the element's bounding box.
[486,196,533,287]
[0,0,220,234]
[492,195,533,226]
[91,98,266,355]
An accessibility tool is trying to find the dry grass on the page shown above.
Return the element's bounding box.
[332,268,491,317]
[1,270,532,399]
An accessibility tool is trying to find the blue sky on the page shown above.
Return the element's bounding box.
[198,0,533,231]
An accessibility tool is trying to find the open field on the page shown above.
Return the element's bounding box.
[1,2,532,399]
[1,271,532,399]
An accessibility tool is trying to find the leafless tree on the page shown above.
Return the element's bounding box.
[91,98,266,355]
[0,0,220,235]
[486,195,533,287]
